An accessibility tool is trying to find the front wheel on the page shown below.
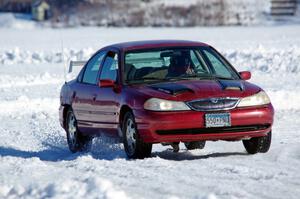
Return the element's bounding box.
[243,131,272,154]
[66,109,92,153]
[122,112,152,159]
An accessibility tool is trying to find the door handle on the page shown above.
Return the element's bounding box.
[72,91,76,99]
[92,94,97,101]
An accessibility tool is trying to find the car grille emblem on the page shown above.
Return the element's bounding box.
[210,98,218,104]
[187,97,239,111]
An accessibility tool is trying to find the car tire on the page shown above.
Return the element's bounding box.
[66,108,92,153]
[184,141,206,150]
[243,131,272,154]
[122,112,152,159]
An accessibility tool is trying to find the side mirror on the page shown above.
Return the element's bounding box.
[99,79,115,87]
[239,71,251,80]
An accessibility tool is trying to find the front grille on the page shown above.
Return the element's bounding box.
[156,125,270,135]
[187,97,239,111]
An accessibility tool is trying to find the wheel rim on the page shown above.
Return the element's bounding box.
[125,118,137,155]
[68,112,77,146]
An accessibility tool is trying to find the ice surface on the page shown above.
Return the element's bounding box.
[0,23,300,199]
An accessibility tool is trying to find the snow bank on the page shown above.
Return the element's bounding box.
[224,45,300,74]
[0,13,36,30]
[0,47,94,65]
[1,46,300,74]
[0,175,129,199]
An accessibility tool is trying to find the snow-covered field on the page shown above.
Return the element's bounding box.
[0,24,300,199]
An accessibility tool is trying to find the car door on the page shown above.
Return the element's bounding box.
[72,50,106,133]
[92,50,120,135]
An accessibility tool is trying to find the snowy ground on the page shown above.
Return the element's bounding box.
[0,24,300,199]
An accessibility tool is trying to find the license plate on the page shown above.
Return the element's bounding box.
[205,113,231,128]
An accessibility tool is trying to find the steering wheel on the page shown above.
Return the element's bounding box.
[193,65,208,73]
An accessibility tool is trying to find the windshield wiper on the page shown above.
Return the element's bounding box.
[212,75,235,80]
[126,77,168,84]
[166,74,214,80]
[135,77,166,81]
[126,75,235,84]
[165,74,236,81]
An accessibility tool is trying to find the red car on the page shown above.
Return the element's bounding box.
[59,40,274,159]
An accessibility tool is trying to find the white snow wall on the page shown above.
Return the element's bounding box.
[55,0,270,26]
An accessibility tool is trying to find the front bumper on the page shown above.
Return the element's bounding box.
[134,104,274,143]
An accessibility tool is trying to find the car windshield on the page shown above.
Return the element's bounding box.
[124,46,239,84]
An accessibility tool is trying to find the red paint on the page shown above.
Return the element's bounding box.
[134,104,273,143]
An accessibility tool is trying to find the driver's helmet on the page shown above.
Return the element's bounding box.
[168,51,191,76]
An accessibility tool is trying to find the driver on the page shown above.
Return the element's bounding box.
[167,51,195,77]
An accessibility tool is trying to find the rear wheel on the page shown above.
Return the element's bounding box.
[66,109,92,153]
[243,131,272,154]
[184,141,206,150]
[122,112,152,159]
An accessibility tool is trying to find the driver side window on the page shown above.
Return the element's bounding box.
[82,51,106,84]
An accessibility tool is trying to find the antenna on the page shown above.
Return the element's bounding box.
[60,30,67,83]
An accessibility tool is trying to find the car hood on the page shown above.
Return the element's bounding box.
[131,79,261,101]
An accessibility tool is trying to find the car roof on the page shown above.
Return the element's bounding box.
[104,40,210,51]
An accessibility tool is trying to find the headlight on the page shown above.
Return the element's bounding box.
[144,98,191,111]
[237,91,271,107]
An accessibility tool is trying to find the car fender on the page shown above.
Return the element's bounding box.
[60,83,73,106]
